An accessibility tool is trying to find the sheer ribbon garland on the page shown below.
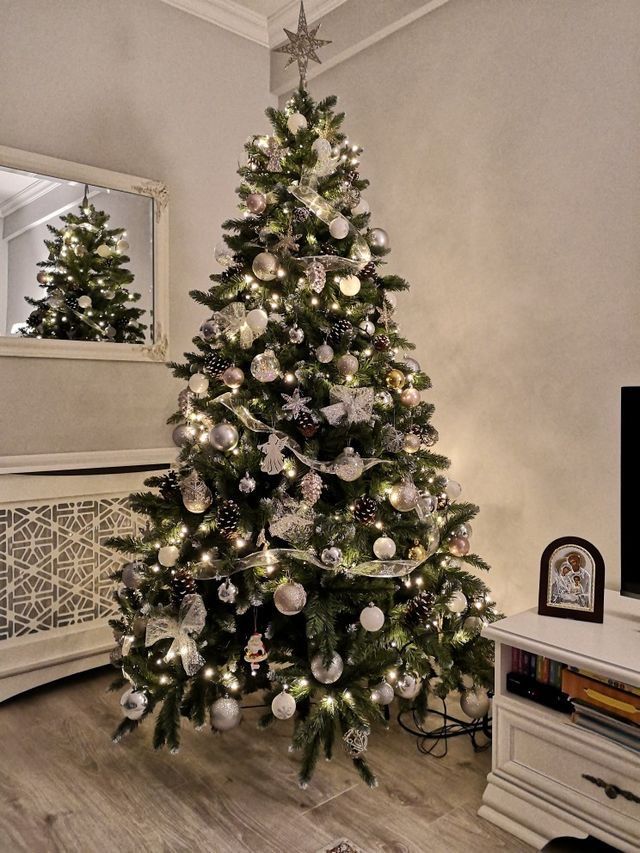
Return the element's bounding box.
[144,593,206,675]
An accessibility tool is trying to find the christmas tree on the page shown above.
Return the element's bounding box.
[21,189,146,342]
[109,10,497,788]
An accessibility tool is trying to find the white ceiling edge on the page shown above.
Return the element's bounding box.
[267,0,349,46]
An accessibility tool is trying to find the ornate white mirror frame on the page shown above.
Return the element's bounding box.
[0,145,169,362]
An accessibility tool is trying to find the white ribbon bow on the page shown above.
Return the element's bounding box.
[213,302,259,349]
[145,593,206,676]
[321,386,374,426]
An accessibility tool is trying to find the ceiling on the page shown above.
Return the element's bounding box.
[231,0,292,15]
[0,168,59,217]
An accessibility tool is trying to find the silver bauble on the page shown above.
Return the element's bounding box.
[77,295,92,309]
[222,366,245,389]
[400,387,421,408]
[372,536,396,560]
[316,343,334,363]
[388,480,419,512]
[188,372,209,395]
[289,325,305,344]
[121,562,143,589]
[334,447,364,482]
[252,252,278,281]
[209,422,239,452]
[321,546,342,568]
[271,691,297,719]
[445,479,463,501]
[416,493,438,516]
[329,216,349,239]
[404,357,421,373]
[158,545,180,567]
[274,581,307,615]
[402,433,422,454]
[336,353,358,377]
[371,681,394,705]
[396,674,422,700]
[239,472,256,494]
[246,307,269,332]
[447,589,468,614]
[310,652,344,684]
[448,535,470,557]
[120,688,148,720]
[359,320,375,337]
[460,688,491,720]
[180,470,213,513]
[246,192,267,215]
[105,325,116,339]
[463,616,485,635]
[214,241,234,266]
[369,228,389,249]
[211,697,242,731]
[172,424,196,447]
[218,579,238,604]
[359,604,385,632]
[250,349,280,382]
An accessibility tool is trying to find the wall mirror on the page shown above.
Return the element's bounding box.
[0,146,168,361]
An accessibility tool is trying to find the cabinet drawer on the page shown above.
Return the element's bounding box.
[496,702,640,834]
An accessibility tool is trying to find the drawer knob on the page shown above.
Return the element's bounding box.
[582,774,640,804]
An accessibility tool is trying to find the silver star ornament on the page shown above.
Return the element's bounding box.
[275,2,332,88]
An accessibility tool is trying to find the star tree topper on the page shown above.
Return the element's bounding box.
[275,2,332,88]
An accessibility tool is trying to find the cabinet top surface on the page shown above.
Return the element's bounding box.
[484,590,640,685]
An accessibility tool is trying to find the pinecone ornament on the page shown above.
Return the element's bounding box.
[294,410,318,438]
[171,567,197,608]
[361,261,377,279]
[306,260,326,293]
[327,318,354,347]
[217,500,240,538]
[437,492,450,511]
[372,334,391,352]
[300,471,323,505]
[353,496,378,524]
[65,294,79,312]
[160,470,181,500]
[406,590,437,625]
[294,206,310,223]
[204,351,232,378]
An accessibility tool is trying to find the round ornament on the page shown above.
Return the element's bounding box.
[373,536,396,560]
[158,545,180,567]
[311,137,332,160]
[329,217,349,240]
[353,496,377,524]
[310,652,343,684]
[359,319,375,337]
[460,689,491,720]
[250,349,280,382]
[239,472,256,494]
[352,197,370,216]
[209,422,239,452]
[289,325,304,344]
[120,688,148,720]
[339,275,361,296]
[218,579,238,604]
[96,243,112,258]
[272,691,297,720]
[375,390,393,408]
[172,424,195,447]
[252,252,278,281]
[316,343,334,363]
[214,241,234,267]
[395,674,422,700]
[448,536,470,557]
[121,562,142,589]
[116,239,129,253]
[369,228,389,249]
[246,192,267,215]
[359,604,385,632]
[188,373,209,395]
[403,433,421,454]
[274,581,307,616]
[321,546,342,568]
[400,387,420,408]
[447,589,468,614]
[180,471,213,513]
[36,271,49,284]
[388,480,419,512]
[77,295,92,310]
[408,543,427,561]
[386,369,405,390]
[105,326,116,339]
[371,681,394,705]
[222,366,245,389]
[246,307,269,332]
[445,479,463,501]
[336,353,358,377]
[211,697,242,731]
[463,616,485,635]
[416,493,438,517]
[286,112,307,134]
[404,357,421,373]
[334,447,364,482]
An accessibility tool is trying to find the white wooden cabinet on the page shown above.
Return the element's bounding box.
[479,590,640,851]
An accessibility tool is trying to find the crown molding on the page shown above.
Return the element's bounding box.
[0,178,61,218]
[158,0,269,46]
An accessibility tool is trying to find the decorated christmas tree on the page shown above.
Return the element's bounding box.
[21,189,146,342]
[109,6,496,788]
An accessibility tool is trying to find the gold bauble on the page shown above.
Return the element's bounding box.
[408,543,427,561]
[386,369,405,390]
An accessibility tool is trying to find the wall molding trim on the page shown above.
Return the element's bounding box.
[158,0,269,45]
[0,446,175,475]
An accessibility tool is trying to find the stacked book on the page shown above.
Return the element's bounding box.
[507,648,572,713]
[562,668,640,754]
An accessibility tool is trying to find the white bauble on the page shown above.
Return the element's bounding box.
[287,112,307,134]
[120,688,148,720]
[188,373,209,394]
[373,536,396,560]
[460,688,491,720]
[271,691,297,720]
[316,343,334,363]
[339,275,361,297]
[274,581,307,616]
[211,697,242,731]
[172,425,196,447]
[388,481,419,512]
[445,479,462,501]
[371,681,394,705]
[96,243,112,258]
[311,137,332,160]
[158,545,180,567]
[329,217,349,240]
[116,239,130,253]
[252,252,278,281]
[246,307,269,332]
[359,604,385,632]
[352,198,370,216]
[447,590,468,614]
[310,652,343,684]
[395,674,422,700]
[77,295,92,309]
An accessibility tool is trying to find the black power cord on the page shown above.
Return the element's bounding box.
[396,695,492,758]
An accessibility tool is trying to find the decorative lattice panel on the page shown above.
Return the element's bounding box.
[0,496,139,641]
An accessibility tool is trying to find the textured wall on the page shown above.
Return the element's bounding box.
[0,0,271,456]
[303,0,640,613]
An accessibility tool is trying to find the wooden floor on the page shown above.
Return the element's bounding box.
[0,668,532,853]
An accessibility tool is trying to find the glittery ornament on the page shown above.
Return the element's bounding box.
[211,697,242,730]
[386,369,405,390]
[252,252,279,281]
[180,470,213,513]
[343,727,368,757]
[281,387,312,419]
[403,433,421,454]
[371,681,394,705]
[373,536,396,559]
[310,652,343,684]
[306,260,326,292]
[404,357,421,373]
[388,480,419,512]
[316,343,334,363]
[200,319,219,341]
[239,472,256,494]
[329,216,349,239]
[460,689,491,720]
[408,542,428,561]
[121,562,143,589]
[334,447,364,482]
[300,471,323,505]
[272,691,296,719]
[294,206,310,223]
[250,349,280,382]
[218,579,238,603]
[286,112,307,133]
[274,581,307,615]
[178,388,195,417]
[321,546,342,568]
[289,325,304,344]
[336,353,358,377]
[158,545,180,567]
[376,390,394,408]
[353,496,377,524]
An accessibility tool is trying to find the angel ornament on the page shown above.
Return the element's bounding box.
[259,433,288,475]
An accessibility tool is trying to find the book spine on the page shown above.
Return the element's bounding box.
[529,653,537,680]
[536,655,544,683]
[511,647,520,673]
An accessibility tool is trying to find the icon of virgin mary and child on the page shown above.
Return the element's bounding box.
[550,550,592,609]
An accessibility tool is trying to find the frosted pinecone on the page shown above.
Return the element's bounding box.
[306,260,326,293]
[300,471,323,505]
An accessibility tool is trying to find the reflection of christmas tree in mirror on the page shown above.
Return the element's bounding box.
[108,48,497,787]
[21,187,146,342]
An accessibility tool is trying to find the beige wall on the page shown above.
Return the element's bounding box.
[303,0,640,613]
[0,0,270,456]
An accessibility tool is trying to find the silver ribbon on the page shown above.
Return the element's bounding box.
[213,302,259,349]
[145,593,206,676]
[321,386,374,426]
[212,392,386,476]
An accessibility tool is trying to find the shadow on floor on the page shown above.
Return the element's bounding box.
[544,838,621,852]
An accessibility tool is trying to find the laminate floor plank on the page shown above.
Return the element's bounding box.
[0,669,531,853]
